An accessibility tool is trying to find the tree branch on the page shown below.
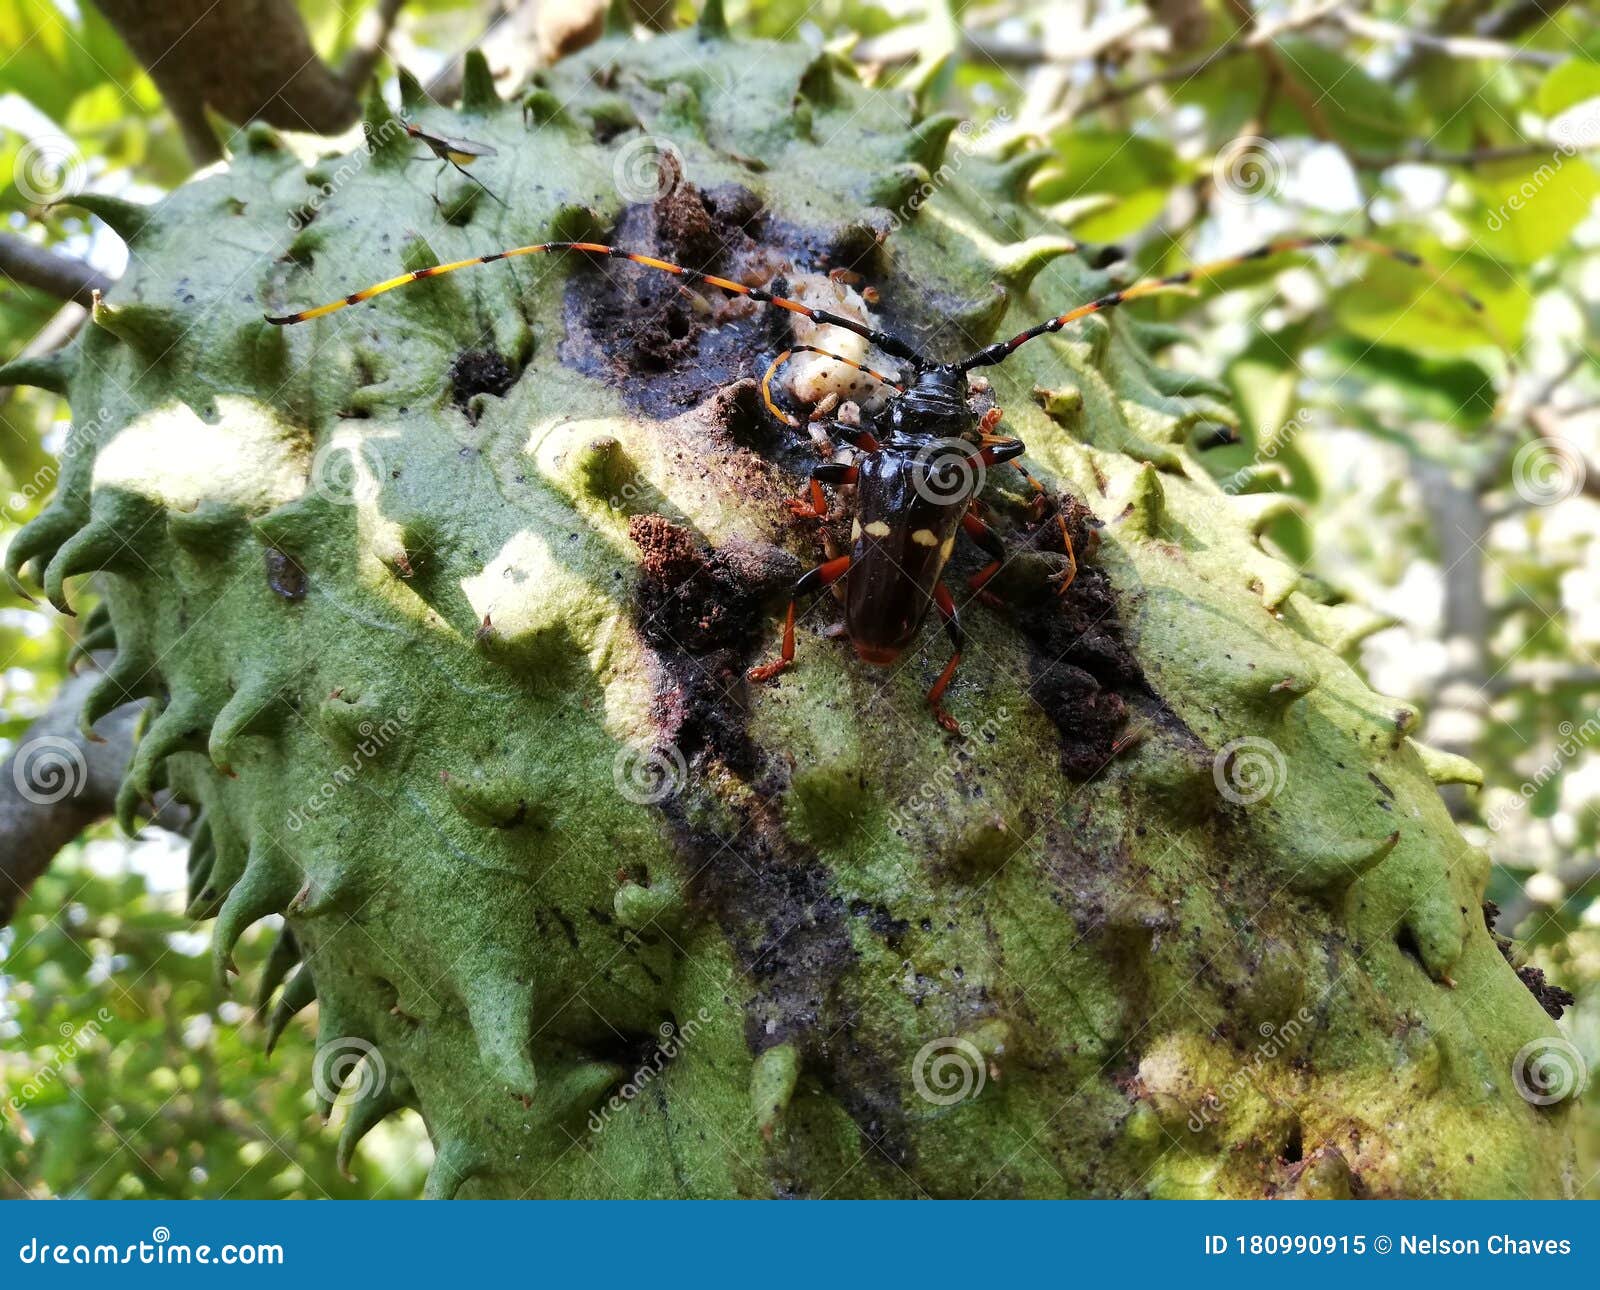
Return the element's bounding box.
[1224,0,1337,142]
[1413,458,1492,821]
[1350,139,1597,169]
[857,5,1158,68]
[0,233,113,307]
[1065,0,1346,119]
[1479,0,1572,40]
[89,0,375,164]
[1489,663,1600,694]
[339,0,407,96]
[1333,10,1563,66]
[0,663,145,926]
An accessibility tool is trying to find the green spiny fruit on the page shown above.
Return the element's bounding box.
[3,22,1575,1197]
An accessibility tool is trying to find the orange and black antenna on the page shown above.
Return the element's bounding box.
[956,233,1498,371]
[760,344,905,427]
[264,241,931,366]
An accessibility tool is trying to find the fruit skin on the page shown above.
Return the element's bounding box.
[3,23,1574,1198]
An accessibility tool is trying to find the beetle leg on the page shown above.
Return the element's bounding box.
[748,555,852,683]
[833,424,880,454]
[927,583,963,734]
[786,463,859,518]
[961,504,1008,606]
[978,437,1076,596]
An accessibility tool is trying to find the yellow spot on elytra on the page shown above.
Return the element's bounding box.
[865,520,891,538]
[911,528,938,547]
[939,536,955,563]
[851,519,862,542]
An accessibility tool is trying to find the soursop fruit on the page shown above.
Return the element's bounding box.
[3,11,1575,1197]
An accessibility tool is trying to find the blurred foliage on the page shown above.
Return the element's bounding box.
[2,0,1597,1197]
[0,848,430,1198]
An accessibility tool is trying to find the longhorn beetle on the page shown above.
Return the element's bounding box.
[265,233,1491,733]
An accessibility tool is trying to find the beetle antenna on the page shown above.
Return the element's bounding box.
[761,344,904,427]
[265,242,930,364]
[956,234,1504,371]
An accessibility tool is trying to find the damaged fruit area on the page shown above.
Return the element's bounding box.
[0,14,1577,1205]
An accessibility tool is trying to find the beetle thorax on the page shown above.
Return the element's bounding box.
[887,366,975,444]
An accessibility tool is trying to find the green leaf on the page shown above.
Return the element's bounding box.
[1470,154,1600,265]
[1537,58,1600,117]
[1274,38,1411,150]
[1033,129,1180,242]
[0,0,136,121]
[1228,324,1308,455]
[1325,338,1497,429]
[1333,245,1529,354]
